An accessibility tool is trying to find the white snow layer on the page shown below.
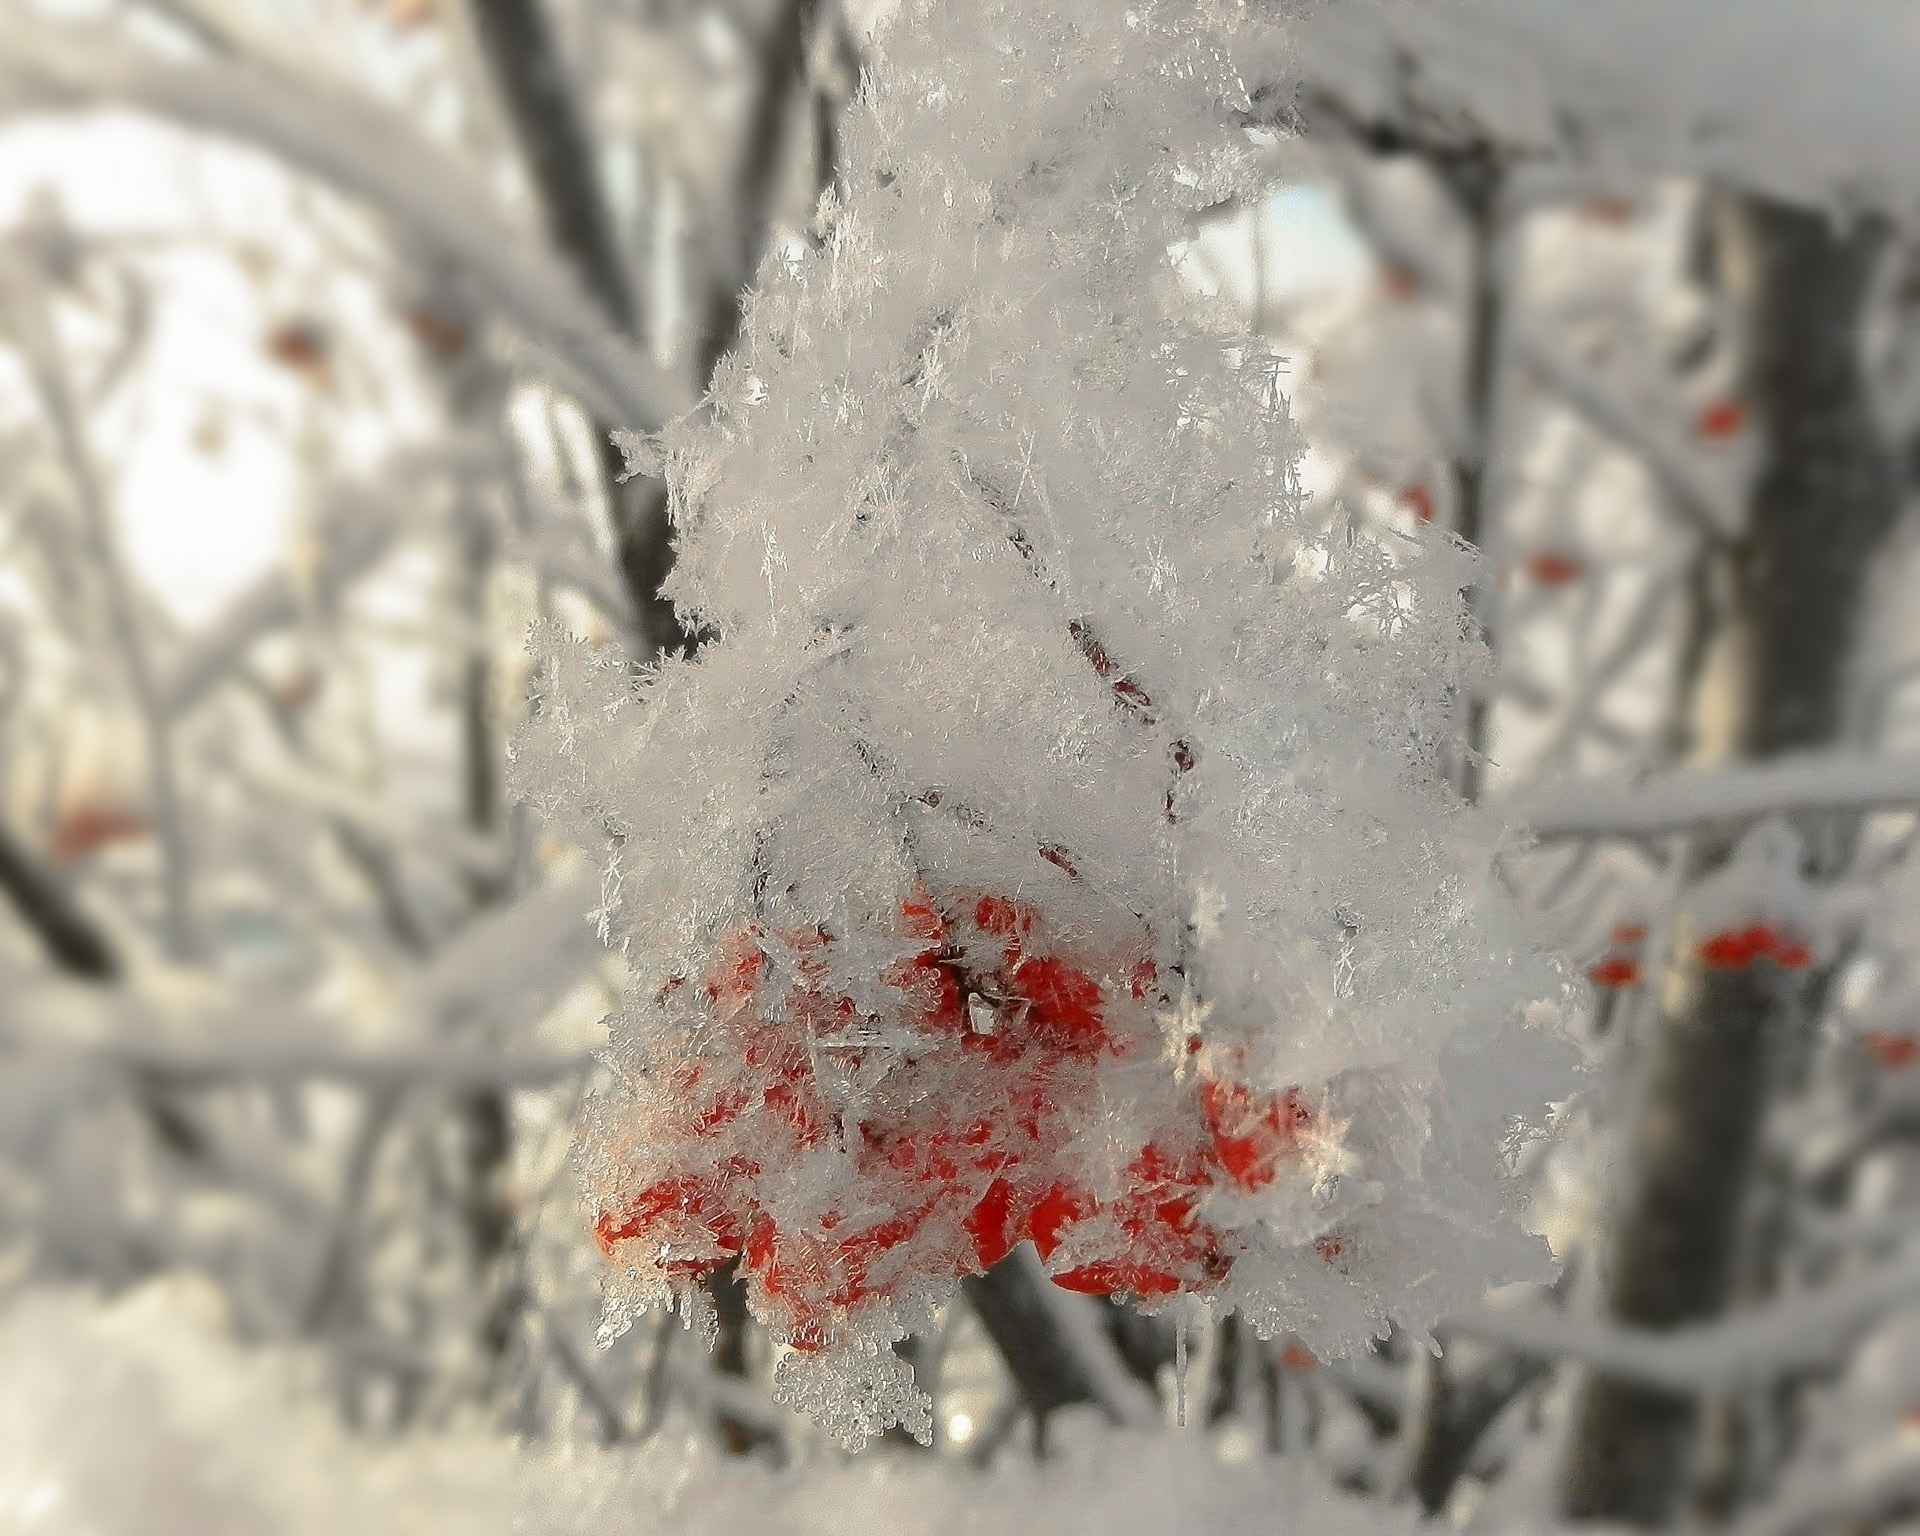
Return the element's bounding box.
[0,1281,1421,1536]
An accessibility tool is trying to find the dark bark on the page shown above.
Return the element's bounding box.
[456,1087,520,1363]
[1103,1293,1177,1392]
[1441,152,1503,805]
[1207,1312,1243,1424]
[466,0,636,332]
[0,819,119,980]
[962,1257,1100,1436]
[688,0,819,380]
[1560,196,1901,1526]
[709,1256,779,1455]
[1406,1346,1551,1511]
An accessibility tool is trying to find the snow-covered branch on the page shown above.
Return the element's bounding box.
[235,756,504,881]
[1303,0,1920,228]
[0,12,694,430]
[1511,324,1741,541]
[1738,1448,1920,1536]
[4,873,607,1078]
[1517,752,1920,841]
[1456,1251,1920,1393]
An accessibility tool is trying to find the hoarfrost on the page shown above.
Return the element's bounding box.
[516,0,1575,1444]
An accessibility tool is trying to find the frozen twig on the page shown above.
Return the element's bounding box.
[13,285,198,957]
[158,490,398,719]
[1511,325,1741,541]
[234,756,505,881]
[0,11,693,430]
[1454,1250,1920,1394]
[1736,1446,1920,1536]
[0,818,119,980]
[1517,752,1920,841]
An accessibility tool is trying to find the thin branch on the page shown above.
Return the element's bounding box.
[233,755,504,881]
[1512,325,1742,542]
[1517,750,1920,841]
[17,291,197,956]
[1736,1448,1920,1536]
[159,485,400,718]
[92,1037,593,1089]
[1455,1249,1920,1395]
[535,1303,629,1443]
[0,818,119,979]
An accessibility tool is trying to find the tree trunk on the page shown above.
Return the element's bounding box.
[1560,193,1900,1525]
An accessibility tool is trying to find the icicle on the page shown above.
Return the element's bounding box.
[1175,1306,1189,1427]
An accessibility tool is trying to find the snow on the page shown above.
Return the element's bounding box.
[0,1278,1425,1536]
[1304,0,1920,231]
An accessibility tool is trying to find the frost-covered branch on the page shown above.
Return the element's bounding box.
[5,872,605,1074]
[1517,752,1920,841]
[156,459,467,716]
[1456,1250,1920,1393]
[0,10,693,430]
[1511,325,1741,541]
[1737,1449,1920,1536]
[234,757,504,881]
[14,282,198,957]
[99,1037,592,1089]
[1302,0,1920,229]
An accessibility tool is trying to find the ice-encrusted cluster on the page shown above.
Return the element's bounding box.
[514,0,1572,1447]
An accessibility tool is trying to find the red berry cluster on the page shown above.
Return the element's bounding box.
[1698,921,1811,971]
[593,888,1327,1350]
[1859,1031,1918,1070]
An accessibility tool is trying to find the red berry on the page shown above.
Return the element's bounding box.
[1587,955,1641,990]
[594,1176,743,1278]
[974,893,1035,955]
[1700,922,1808,971]
[1524,551,1583,588]
[1014,953,1110,1055]
[702,927,766,1007]
[965,1177,1021,1269]
[1028,1181,1093,1261]
[1695,399,1745,441]
[900,888,946,942]
[1201,1080,1311,1190]
[1379,263,1418,301]
[1038,843,1081,879]
[1862,1031,1919,1069]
